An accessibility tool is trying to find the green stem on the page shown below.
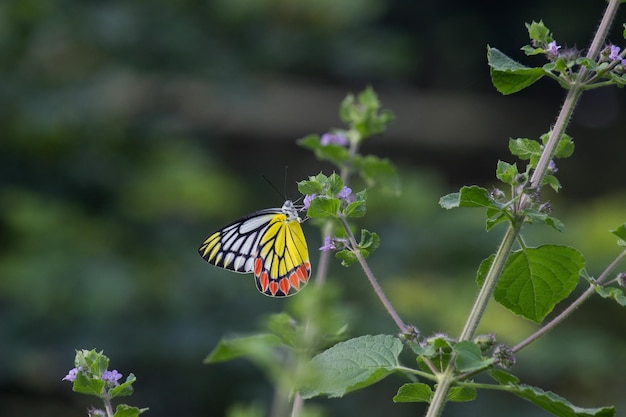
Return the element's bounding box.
[459,221,522,341]
[426,4,622,416]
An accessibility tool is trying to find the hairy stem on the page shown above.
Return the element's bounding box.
[426,3,621,416]
[459,222,522,341]
[340,216,408,333]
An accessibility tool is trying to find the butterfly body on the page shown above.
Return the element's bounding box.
[199,200,311,297]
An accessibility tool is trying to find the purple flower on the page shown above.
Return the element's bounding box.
[337,186,352,202]
[319,236,336,252]
[320,132,348,146]
[546,41,561,58]
[609,45,621,61]
[62,367,79,382]
[301,194,316,211]
[88,408,106,417]
[547,160,558,174]
[102,370,123,386]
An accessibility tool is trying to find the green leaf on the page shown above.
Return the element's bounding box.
[73,371,105,397]
[353,155,401,195]
[477,245,585,323]
[109,373,136,398]
[509,138,542,165]
[327,173,344,195]
[609,224,626,247]
[448,386,477,402]
[488,47,546,95]
[488,368,520,385]
[439,185,497,210]
[76,349,109,377]
[496,160,519,184]
[112,404,149,417]
[297,178,324,195]
[340,87,395,138]
[204,333,282,364]
[512,384,615,417]
[453,341,493,373]
[393,383,433,403]
[308,197,341,219]
[335,249,358,267]
[344,190,367,218]
[525,20,553,44]
[542,174,562,192]
[358,229,380,252]
[300,334,403,399]
[298,134,350,165]
[524,210,565,231]
[595,286,626,306]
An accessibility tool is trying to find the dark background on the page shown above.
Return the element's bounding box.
[1,0,626,416]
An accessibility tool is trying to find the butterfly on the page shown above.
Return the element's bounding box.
[198,200,311,297]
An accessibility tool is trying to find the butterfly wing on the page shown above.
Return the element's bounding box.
[198,209,280,274]
[253,213,310,297]
[198,206,311,297]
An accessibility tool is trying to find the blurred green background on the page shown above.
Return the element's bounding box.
[2,0,626,416]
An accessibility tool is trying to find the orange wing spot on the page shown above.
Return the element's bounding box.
[254,257,263,276]
[269,281,279,296]
[289,272,300,290]
[258,271,270,292]
[297,263,310,283]
[279,278,290,296]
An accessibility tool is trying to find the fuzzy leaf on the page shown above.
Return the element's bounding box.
[454,341,493,373]
[393,383,433,403]
[308,197,341,219]
[595,286,626,306]
[439,185,497,210]
[477,245,585,323]
[488,47,546,94]
[448,386,477,402]
[300,335,403,399]
[112,404,149,417]
[609,224,626,247]
[512,384,614,417]
[204,334,282,364]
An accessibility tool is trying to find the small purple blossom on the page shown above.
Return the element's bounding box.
[547,160,558,174]
[545,41,561,58]
[88,408,106,417]
[609,45,621,61]
[102,370,123,385]
[319,236,336,252]
[337,186,352,202]
[320,132,348,147]
[301,194,316,211]
[62,367,79,382]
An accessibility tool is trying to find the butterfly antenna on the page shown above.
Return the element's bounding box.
[262,174,286,200]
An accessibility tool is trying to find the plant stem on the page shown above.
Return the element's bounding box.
[426,4,622,416]
[340,216,408,333]
[459,221,522,341]
[530,0,620,189]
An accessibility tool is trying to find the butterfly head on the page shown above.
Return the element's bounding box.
[281,200,302,223]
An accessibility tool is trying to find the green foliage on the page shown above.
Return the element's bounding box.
[300,335,403,399]
[510,385,615,417]
[298,88,400,195]
[487,47,546,94]
[66,350,147,417]
[477,245,585,323]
